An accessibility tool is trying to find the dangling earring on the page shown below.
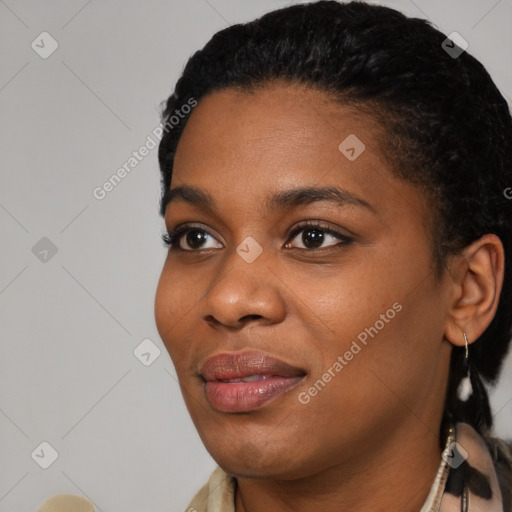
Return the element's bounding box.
[457,331,473,402]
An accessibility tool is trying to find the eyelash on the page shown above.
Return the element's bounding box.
[161,221,353,252]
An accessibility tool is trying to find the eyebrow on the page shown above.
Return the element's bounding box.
[163,184,377,216]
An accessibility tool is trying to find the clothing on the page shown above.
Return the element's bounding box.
[186,422,512,512]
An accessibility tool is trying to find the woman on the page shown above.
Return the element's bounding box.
[154,1,512,510]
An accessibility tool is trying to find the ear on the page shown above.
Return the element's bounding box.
[444,234,505,346]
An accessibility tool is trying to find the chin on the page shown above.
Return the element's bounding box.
[204,437,315,481]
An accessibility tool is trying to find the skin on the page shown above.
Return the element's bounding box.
[154,81,504,512]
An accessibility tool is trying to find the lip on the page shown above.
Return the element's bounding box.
[199,351,306,413]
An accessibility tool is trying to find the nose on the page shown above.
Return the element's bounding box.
[198,249,286,329]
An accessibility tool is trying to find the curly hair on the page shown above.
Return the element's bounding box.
[157,0,512,440]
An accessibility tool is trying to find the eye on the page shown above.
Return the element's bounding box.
[285,221,353,250]
[161,221,353,252]
[162,225,223,251]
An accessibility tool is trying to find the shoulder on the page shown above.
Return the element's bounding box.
[446,423,512,511]
[484,433,512,512]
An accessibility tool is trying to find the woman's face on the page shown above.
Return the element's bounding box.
[154,82,453,479]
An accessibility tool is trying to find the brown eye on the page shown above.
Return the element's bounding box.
[286,223,353,250]
[178,229,205,250]
[162,226,223,251]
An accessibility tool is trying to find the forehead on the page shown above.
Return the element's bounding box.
[173,83,383,189]
[169,82,431,238]
[176,83,379,151]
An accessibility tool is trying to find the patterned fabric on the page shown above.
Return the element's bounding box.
[186,422,512,512]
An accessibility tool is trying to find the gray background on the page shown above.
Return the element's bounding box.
[1,1,511,511]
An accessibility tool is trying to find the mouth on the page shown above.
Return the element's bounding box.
[199,351,307,413]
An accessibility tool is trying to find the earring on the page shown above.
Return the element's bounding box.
[457,331,473,402]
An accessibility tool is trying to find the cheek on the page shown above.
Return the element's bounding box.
[279,255,398,345]
[291,302,431,442]
[291,249,440,396]
[154,267,194,363]
[326,288,445,425]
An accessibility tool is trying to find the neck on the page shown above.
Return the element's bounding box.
[235,419,444,512]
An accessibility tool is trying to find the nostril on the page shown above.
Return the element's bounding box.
[204,313,264,329]
[240,314,264,322]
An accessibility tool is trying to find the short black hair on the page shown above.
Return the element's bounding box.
[158,0,512,436]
